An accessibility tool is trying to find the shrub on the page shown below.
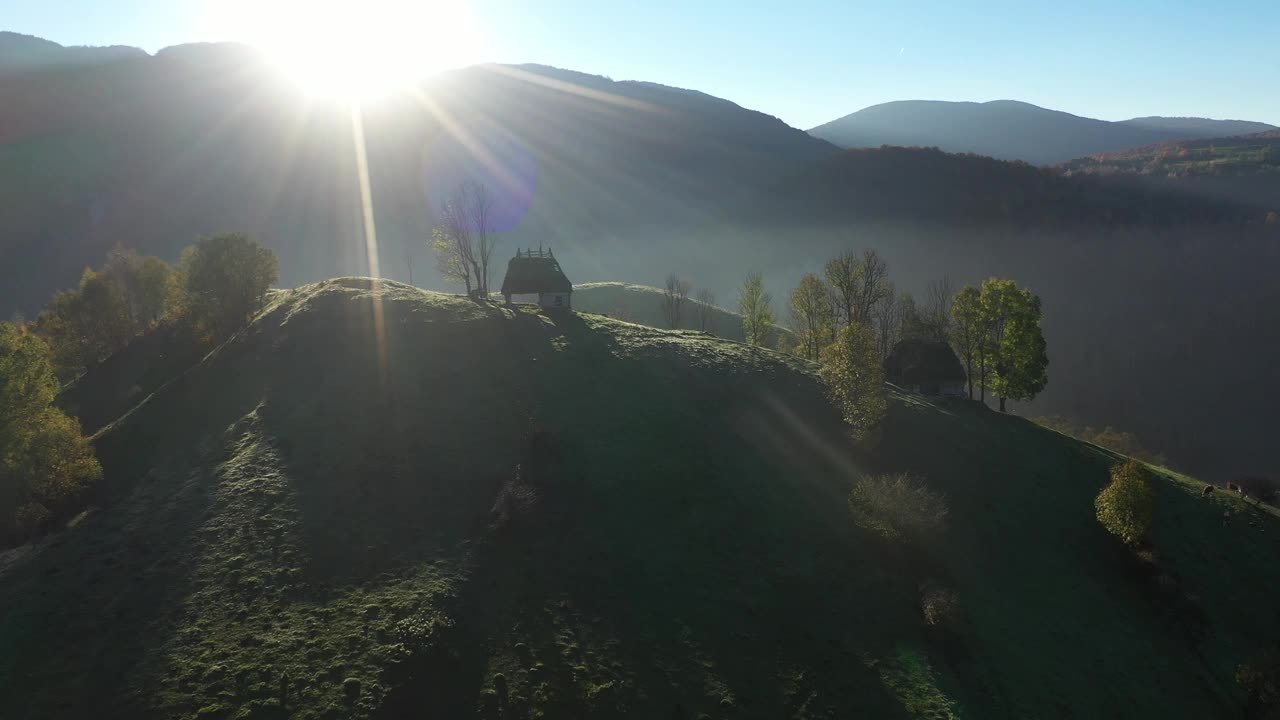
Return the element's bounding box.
[1237,648,1280,715]
[1095,460,1154,545]
[920,583,962,628]
[848,473,948,543]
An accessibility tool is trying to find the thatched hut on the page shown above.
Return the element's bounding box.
[500,248,572,309]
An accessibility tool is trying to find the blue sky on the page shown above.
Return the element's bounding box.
[6,0,1278,129]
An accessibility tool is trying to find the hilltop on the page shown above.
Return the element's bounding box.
[0,31,145,72]
[808,99,1276,165]
[2,278,1278,719]
[572,282,794,346]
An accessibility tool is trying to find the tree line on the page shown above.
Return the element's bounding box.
[656,273,718,334]
[727,249,1048,435]
[1,233,278,544]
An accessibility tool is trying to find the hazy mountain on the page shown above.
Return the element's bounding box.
[0,45,834,316]
[1,37,1277,483]
[808,99,1277,165]
[0,30,145,71]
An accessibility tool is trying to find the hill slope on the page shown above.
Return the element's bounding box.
[572,281,795,345]
[2,278,1278,719]
[808,99,1277,165]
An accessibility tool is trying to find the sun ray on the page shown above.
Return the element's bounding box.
[350,105,388,380]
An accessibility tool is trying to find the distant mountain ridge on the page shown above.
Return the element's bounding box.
[0,31,146,71]
[808,99,1277,165]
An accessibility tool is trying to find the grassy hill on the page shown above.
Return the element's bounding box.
[572,281,795,346]
[2,278,1279,719]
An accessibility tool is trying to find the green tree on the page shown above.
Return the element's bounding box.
[179,233,279,338]
[31,249,176,379]
[104,246,174,325]
[1095,460,1154,546]
[950,286,983,400]
[737,272,775,347]
[981,278,1049,412]
[820,323,887,438]
[32,269,133,378]
[788,273,835,360]
[0,323,101,542]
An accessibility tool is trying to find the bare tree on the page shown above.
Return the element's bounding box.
[660,272,692,328]
[922,275,955,342]
[695,288,717,334]
[853,249,891,326]
[825,252,858,328]
[430,182,495,296]
[466,183,495,294]
[825,249,890,328]
[404,252,415,286]
[873,284,902,361]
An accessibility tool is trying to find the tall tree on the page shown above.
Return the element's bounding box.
[820,322,887,439]
[921,275,955,342]
[984,281,1048,412]
[179,233,279,338]
[898,291,928,342]
[737,272,774,347]
[872,284,902,362]
[102,246,174,326]
[825,249,890,327]
[431,182,495,295]
[30,247,173,380]
[854,249,891,326]
[789,273,835,361]
[661,273,692,329]
[695,289,716,334]
[950,286,983,400]
[825,252,859,328]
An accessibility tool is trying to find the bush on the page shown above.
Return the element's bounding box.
[920,583,962,628]
[179,233,279,338]
[1095,460,1154,545]
[848,473,948,543]
[1237,648,1280,716]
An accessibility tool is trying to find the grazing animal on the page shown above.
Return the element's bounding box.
[1202,485,1215,496]
[1227,482,1241,493]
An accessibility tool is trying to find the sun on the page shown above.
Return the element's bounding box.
[208,0,484,102]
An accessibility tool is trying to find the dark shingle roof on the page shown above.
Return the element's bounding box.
[883,338,966,385]
[501,250,572,295]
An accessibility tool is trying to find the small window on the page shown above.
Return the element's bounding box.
[554,295,563,306]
